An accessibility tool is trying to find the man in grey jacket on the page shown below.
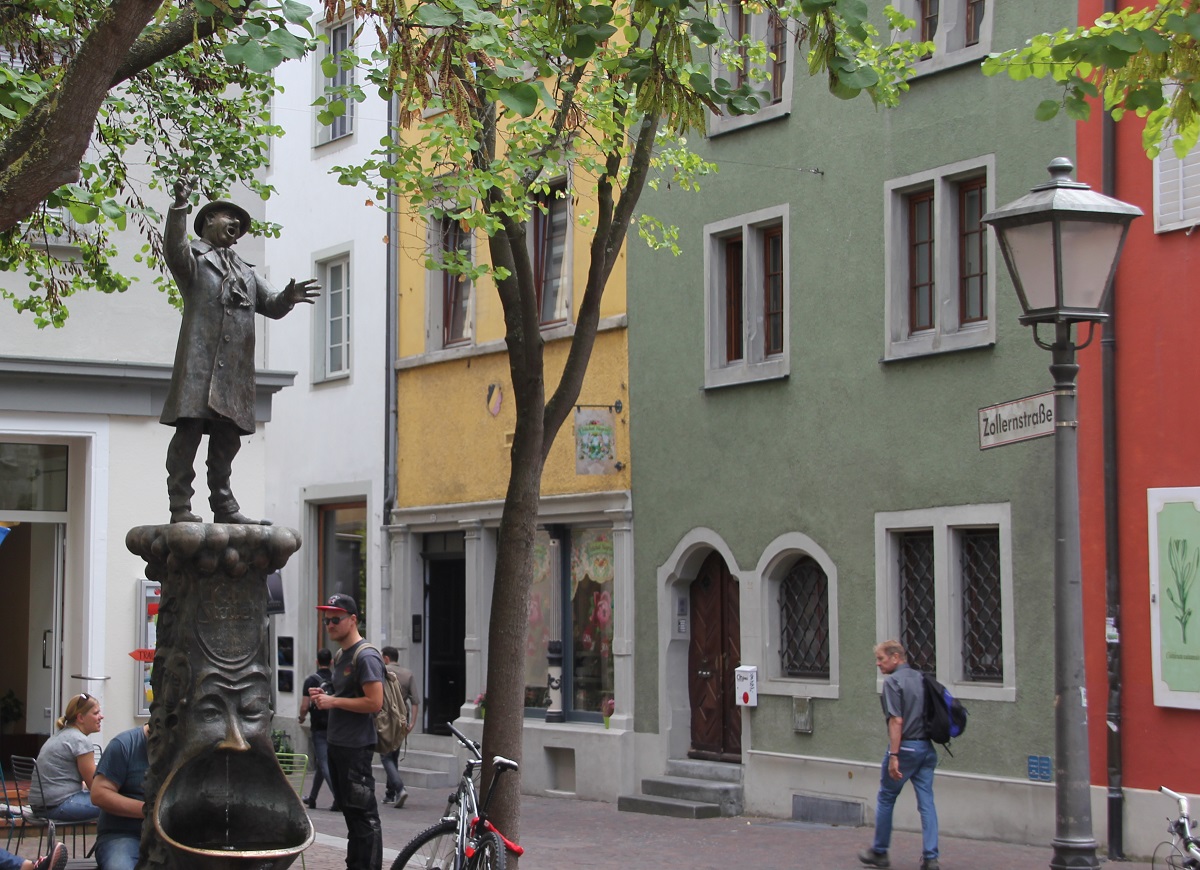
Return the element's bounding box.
[162,180,318,524]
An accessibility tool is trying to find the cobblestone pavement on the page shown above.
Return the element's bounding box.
[298,780,1155,870]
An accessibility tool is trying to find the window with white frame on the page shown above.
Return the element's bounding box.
[532,180,571,327]
[708,0,795,136]
[884,156,995,361]
[704,204,789,388]
[316,20,354,145]
[314,253,351,381]
[874,504,1015,701]
[426,213,474,350]
[894,0,993,77]
[1153,139,1200,232]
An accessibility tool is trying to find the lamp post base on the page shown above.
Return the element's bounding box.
[1049,836,1100,870]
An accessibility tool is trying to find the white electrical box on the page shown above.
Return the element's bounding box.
[735,665,758,706]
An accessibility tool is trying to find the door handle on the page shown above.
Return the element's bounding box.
[42,630,51,669]
[696,669,712,679]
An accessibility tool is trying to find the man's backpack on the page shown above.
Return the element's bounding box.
[338,642,409,754]
[922,671,968,751]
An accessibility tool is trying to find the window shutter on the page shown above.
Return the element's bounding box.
[1155,142,1200,233]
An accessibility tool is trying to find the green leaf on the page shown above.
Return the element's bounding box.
[577,5,613,25]
[1034,99,1060,121]
[415,5,458,26]
[222,42,246,65]
[281,0,313,25]
[838,65,878,89]
[1138,28,1170,54]
[689,18,722,45]
[562,34,596,60]
[836,0,869,27]
[66,202,99,224]
[267,27,308,58]
[497,82,539,116]
[1103,30,1142,53]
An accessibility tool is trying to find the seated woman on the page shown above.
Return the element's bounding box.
[34,692,103,821]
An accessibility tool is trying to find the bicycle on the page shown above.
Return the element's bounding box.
[389,722,522,870]
[1154,786,1200,869]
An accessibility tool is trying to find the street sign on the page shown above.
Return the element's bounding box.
[128,648,155,662]
[979,391,1054,449]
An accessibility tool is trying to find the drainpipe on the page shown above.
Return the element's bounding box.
[1100,0,1125,855]
[382,89,400,642]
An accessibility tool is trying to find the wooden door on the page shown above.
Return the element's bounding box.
[688,551,741,761]
[425,557,466,735]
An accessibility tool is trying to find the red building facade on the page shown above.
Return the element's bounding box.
[1075,0,1200,853]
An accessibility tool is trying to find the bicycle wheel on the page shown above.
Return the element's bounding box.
[391,819,458,870]
[466,829,506,870]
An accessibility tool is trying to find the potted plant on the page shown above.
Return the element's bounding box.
[0,690,23,733]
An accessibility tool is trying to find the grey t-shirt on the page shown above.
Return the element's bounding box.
[879,662,929,740]
[327,640,385,748]
[35,726,93,809]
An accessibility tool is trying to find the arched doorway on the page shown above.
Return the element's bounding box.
[688,551,741,761]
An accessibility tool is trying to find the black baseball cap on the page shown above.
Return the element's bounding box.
[316,593,359,618]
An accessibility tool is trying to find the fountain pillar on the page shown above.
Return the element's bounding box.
[126,523,314,870]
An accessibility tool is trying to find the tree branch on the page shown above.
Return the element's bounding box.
[111,5,231,87]
[543,110,658,448]
[0,0,164,232]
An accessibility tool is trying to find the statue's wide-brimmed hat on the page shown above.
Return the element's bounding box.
[194,201,252,238]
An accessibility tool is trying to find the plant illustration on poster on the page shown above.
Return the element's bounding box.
[1148,488,1200,708]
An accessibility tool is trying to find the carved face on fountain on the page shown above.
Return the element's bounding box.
[187,670,273,754]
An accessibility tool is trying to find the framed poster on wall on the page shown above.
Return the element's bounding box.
[137,579,161,717]
[1148,487,1200,709]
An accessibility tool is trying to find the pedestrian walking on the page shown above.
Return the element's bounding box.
[859,640,939,870]
[379,645,418,809]
[309,594,384,870]
[300,648,336,810]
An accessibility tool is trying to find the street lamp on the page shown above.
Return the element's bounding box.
[982,158,1141,870]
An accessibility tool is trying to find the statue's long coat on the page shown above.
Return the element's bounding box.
[160,204,295,435]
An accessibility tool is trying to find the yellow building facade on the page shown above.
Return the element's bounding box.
[386,160,637,802]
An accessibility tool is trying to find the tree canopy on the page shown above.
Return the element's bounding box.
[983,0,1200,158]
[0,0,315,325]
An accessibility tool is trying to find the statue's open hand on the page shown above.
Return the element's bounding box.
[172,180,193,208]
[285,278,321,305]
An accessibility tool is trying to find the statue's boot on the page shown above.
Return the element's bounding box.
[214,510,273,525]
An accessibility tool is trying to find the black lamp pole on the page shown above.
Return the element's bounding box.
[982,159,1141,870]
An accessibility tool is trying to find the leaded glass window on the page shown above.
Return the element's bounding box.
[898,530,936,673]
[778,557,829,679]
[960,528,1003,682]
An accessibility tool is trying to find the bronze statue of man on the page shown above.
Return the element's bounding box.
[161,180,319,525]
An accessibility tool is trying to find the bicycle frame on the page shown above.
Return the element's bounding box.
[1159,786,1200,869]
[441,722,523,869]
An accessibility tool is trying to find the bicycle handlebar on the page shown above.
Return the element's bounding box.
[1162,785,1191,817]
[447,721,483,761]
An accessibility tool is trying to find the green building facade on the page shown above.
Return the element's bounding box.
[626,0,1083,844]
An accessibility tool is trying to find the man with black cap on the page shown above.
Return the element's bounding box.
[161,179,319,525]
[309,593,384,870]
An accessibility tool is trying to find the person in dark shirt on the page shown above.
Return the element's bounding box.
[91,725,150,870]
[299,648,335,809]
[309,594,383,870]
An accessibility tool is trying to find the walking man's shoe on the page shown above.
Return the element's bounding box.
[394,787,409,808]
[920,860,940,870]
[858,848,890,868]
